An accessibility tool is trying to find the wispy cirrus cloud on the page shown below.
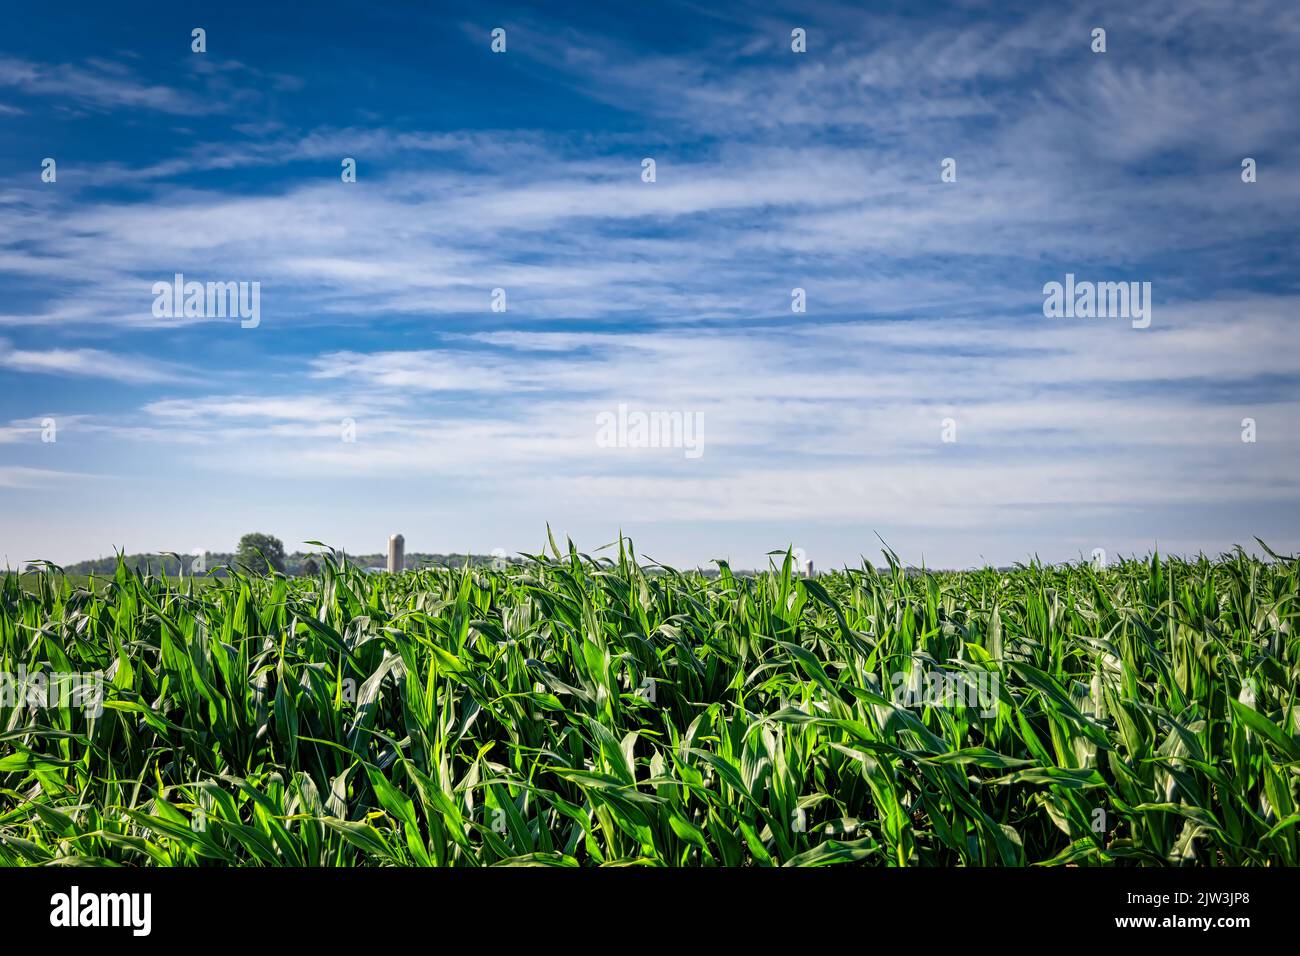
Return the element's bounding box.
[0,54,216,114]
[0,339,187,383]
[0,51,300,115]
[1,0,1298,567]
[39,296,1297,527]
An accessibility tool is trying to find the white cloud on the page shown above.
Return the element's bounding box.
[3,3,1298,566]
[0,55,215,113]
[0,339,186,383]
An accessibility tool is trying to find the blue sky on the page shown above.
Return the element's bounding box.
[2,0,1298,569]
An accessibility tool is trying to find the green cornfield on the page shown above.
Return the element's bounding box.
[2,540,1297,866]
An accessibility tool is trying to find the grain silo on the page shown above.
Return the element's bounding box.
[388,533,405,573]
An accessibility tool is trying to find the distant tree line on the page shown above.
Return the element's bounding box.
[55,532,524,577]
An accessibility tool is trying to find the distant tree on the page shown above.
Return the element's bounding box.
[301,556,320,577]
[236,533,286,575]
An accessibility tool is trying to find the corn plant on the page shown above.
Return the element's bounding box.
[1,538,1296,866]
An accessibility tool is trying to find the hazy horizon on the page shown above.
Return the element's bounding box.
[3,528,1290,574]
